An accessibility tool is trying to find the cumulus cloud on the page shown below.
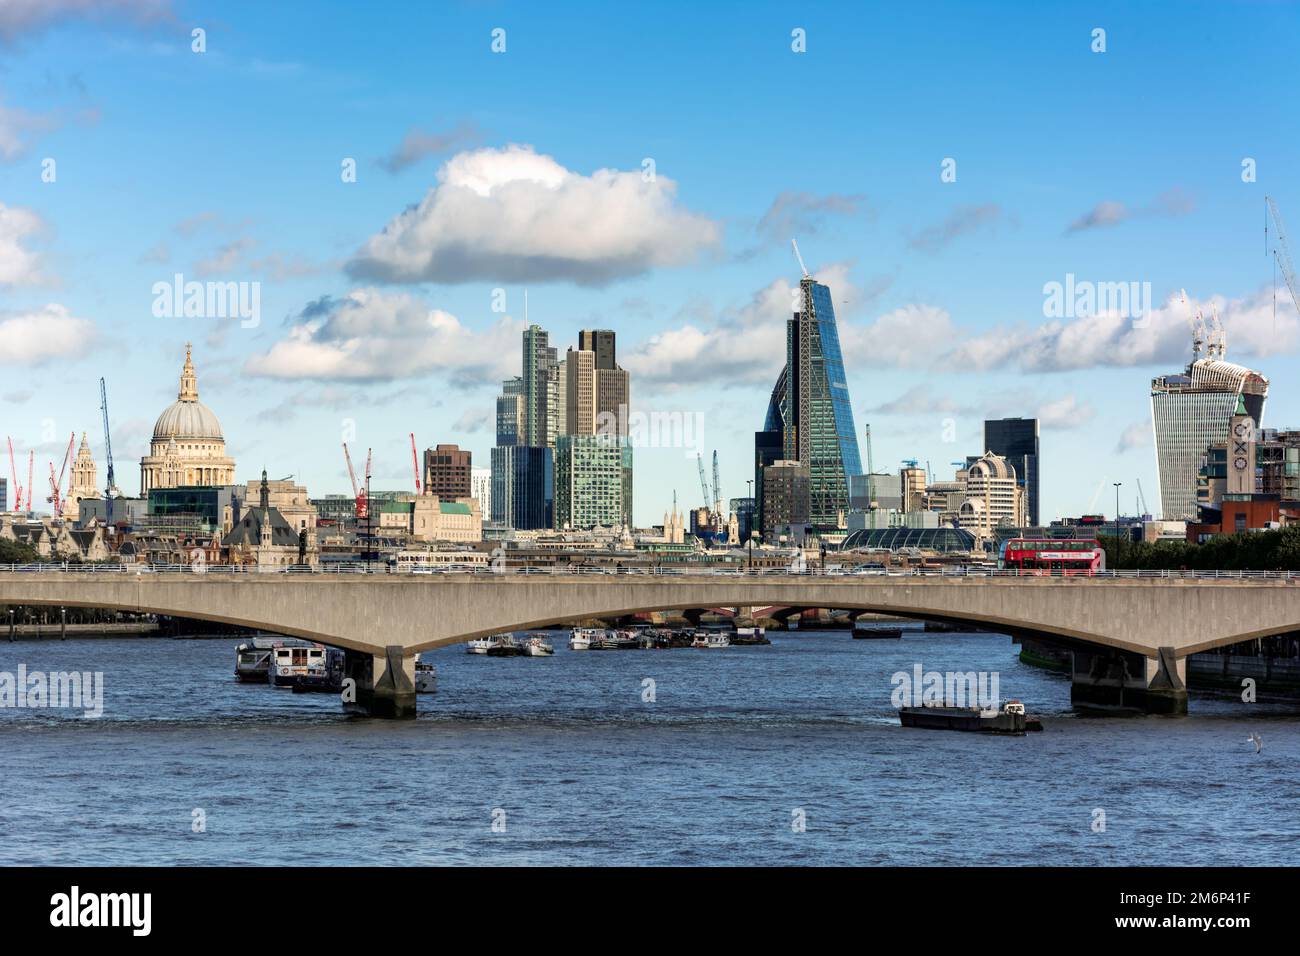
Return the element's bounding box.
[908,204,1002,253]
[378,121,482,173]
[0,97,56,160]
[244,288,525,385]
[1066,187,1196,235]
[0,303,95,365]
[1036,394,1095,429]
[841,303,962,370]
[0,0,172,43]
[863,385,973,417]
[346,144,722,286]
[195,238,255,277]
[944,287,1298,372]
[0,203,47,285]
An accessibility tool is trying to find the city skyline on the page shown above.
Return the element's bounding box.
[2,2,1299,525]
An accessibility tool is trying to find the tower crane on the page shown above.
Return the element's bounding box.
[1266,196,1300,317]
[99,378,118,526]
[1179,289,1207,360]
[343,442,367,519]
[1136,478,1151,520]
[791,238,810,278]
[696,452,711,512]
[863,423,876,529]
[712,449,722,518]
[47,431,74,515]
[409,433,422,495]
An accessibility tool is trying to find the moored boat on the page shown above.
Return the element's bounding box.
[569,627,603,651]
[486,634,525,657]
[235,635,313,682]
[853,620,904,639]
[732,626,769,645]
[898,700,1031,735]
[414,654,437,693]
[272,643,344,692]
[521,634,554,656]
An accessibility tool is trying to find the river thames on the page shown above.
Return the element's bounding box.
[1,628,1296,866]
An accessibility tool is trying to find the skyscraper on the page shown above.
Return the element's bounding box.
[423,444,472,499]
[555,434,629,529]
[564,329,632,527]
[490,445,553,530]
[984,418,1039,526]
[522,325,555,448]
[1151,334,1268,521]
[758,273,862,529]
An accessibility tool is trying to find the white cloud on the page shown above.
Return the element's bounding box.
[0,0,172,43]
[244,288,525,385]
[0,303,95,365]
[0,97,56,160]
[346,144,721,286]
[1115,420,1152,453]
[1036,394,1095,429]
[0,203,46,285]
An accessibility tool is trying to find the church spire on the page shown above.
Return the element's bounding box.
[178,343,198,401]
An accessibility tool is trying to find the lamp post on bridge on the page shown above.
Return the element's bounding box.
[1113,481,1123,570]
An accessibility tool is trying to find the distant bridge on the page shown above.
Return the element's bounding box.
[4,567,1298,717]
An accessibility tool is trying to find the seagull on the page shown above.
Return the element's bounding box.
[1247,733,1262,754]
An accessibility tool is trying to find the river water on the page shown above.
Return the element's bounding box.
[1,628,1296,865]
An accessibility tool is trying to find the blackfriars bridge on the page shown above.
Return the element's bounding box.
[4,567,1298,717]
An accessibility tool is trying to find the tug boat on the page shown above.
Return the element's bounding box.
[414,655,437,693]
[898,700,1034,735]
[521,634,555,656]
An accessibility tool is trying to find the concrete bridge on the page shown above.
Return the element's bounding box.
[4,568,1299,717]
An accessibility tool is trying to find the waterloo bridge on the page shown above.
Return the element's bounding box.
[3,566,1298,718]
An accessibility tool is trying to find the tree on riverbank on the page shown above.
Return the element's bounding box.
[0,539,42,563]
[1102,525,1300,572]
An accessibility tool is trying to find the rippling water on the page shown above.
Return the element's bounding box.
[1,628,1296,866]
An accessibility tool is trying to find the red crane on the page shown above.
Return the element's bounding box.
[6,437,20,513]
[343,442,367,519]
[410,433,422,495]
[47,432,75,515]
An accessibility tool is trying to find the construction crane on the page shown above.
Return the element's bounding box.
[46,431,74,515]
[6,436,21,513]
[1266,196,1300,331]
[409,433,422,495]
[343,442,367,519]
[696,452,711,511]
[791,238,810,278]
[99,378,117,526]
[1178,289,1207,360]
[711,449,722,517]
[1136,478,1151,519]
[863,424,876,529]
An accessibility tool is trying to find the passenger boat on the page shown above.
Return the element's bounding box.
[234,635,313,682]
[853,620,904,639]
[414,654,437,693]
[591,630,637,650]
[271,643,344,692]
[467,635,508,654]
[706,631,731,649]
[486,634,525,657]
[521,635,555,656]
[569,627,604,651]
[898,700,1033,735]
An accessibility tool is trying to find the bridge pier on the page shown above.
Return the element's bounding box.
[342,645,416,719]
[1070,646,1188,715]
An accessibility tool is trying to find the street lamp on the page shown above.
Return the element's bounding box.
[1113,481,1123,569]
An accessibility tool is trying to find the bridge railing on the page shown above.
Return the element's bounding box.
[0,563,1297,581]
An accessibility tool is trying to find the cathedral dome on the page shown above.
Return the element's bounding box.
[151,344,224,441]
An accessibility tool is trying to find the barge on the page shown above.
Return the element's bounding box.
[898,700,1040,735]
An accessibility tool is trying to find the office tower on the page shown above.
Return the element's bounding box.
[983,418,1040,526]
[496,377,524,447]
[565,347,597,436]
[730,496,756,541]
[566,329,632,527]
[471,467,492,521]
[957,452,1025,538]
[757,274,862,529]
[522,325,555,448]
[490,445,553,530]
[900,465,927,513]
[579,329,617,370]
[1151,332,1268,521]
[423,444,472,499]
[555,434,629,530]
[761,460,811,534]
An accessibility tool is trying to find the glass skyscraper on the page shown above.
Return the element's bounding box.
[984,417,1040,526]
[758,275,862,529]
[1151,354,1268,521]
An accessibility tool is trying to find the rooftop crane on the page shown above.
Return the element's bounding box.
[1135,478,1151,519]
[1179,289,1207,360]
[47,431,74,515]
[409,433,422,496]
[863,423,876,529]
[99,378,117,526]
[791,238,810,278]
[1265,196,1300,320]
[343,442,367,519]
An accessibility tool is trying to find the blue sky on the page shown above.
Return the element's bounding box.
[1,0,1298,524]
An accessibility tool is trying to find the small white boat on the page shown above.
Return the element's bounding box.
[569,627,603,651]
[521,635,554,656]
[414,654,437,693]
[466,636,501,654]
[706,632,731,649]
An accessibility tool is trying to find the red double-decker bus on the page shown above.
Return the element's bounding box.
[997,538,1104,575]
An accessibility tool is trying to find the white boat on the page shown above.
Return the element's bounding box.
[466,636,501,654]
[569,627,604,651]
[521,635,554,656]
[414,654,437,693]
[706,632,731,649]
